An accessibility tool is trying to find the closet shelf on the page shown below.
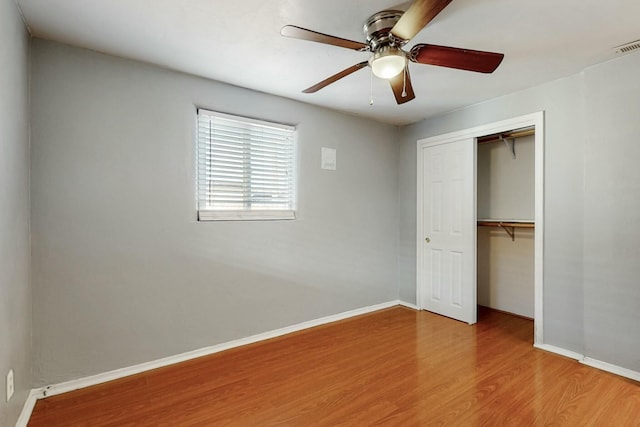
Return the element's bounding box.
[477,127,535,144]
[477,220,534,241]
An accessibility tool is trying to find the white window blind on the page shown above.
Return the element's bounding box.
[197,109,296,221]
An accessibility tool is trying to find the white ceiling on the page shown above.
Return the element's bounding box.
[17,0,640,125]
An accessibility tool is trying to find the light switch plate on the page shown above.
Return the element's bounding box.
[321,147,336,170]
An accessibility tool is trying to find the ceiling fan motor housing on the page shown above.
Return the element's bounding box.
[363,10,405,51]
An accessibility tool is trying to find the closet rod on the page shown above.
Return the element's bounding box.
[477,220,534,241]
[477,126,535,144]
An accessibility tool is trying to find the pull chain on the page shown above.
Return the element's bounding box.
[370,67,374,105]
[401,66,407,97]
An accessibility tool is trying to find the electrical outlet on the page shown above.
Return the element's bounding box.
[6,369,14,402]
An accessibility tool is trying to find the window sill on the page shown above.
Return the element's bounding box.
[198,210,296,221]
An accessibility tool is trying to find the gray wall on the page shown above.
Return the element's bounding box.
[30,39,400,385]
[477,228,534,318]
[399,51,640,371]
[583,52,640,370]
[0,0,32,425]
[477,135,535,220]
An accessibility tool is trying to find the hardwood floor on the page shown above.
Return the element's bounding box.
[29,307,640,426]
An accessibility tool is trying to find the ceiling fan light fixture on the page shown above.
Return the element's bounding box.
[369,46,406,79]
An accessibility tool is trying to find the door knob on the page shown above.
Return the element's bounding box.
[425,237,430,243]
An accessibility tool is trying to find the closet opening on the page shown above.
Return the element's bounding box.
[476,126,535,338]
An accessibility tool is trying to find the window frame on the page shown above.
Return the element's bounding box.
[196,109,297,222]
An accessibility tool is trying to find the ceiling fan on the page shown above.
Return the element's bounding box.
[281,0,504,104]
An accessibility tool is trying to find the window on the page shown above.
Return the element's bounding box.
[196,109,296,221]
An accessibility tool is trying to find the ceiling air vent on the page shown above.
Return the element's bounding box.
[614,40,640,54]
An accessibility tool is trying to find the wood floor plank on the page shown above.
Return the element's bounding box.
[28,307,640,426]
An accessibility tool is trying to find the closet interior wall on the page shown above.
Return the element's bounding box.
[477,134,535,318]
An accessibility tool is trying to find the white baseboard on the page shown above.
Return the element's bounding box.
[398,300,420,310]
[15,389,41,427]
[534,344,640,383]
[581,357,640,382]
[25,299,402,410]
[533,343,583,361]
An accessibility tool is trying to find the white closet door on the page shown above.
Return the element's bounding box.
[420,138,476,324]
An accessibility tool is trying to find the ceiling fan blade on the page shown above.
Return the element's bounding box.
[410,44,504,73]
[302,61,369,93]
[389,67,416,104]
[391,0,453,42]
[281,25,368,51]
